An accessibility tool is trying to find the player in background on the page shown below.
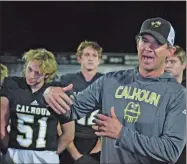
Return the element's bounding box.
[59,41,103,164]
[165,45,186,85]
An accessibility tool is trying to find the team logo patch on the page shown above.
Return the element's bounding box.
[124,102,141,123]
[30,100,39,106]
[151,21,161,28]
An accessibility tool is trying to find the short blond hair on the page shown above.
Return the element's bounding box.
[22,48,57,83]
[173,45,186,64]
[0,64,8,82]
[76,41,103,58]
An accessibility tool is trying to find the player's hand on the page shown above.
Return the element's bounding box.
[43,84,73,114]
[93,107,123,139]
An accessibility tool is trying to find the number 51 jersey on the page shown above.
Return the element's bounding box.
[0,77,69,151]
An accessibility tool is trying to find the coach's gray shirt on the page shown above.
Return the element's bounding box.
[70,68,186,164]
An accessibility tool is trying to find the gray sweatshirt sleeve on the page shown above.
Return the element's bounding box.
[70,76,104,120]
[116,88,186,163]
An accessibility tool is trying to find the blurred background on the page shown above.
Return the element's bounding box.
[0,1,186,76]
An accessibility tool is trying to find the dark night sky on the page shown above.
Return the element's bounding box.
[1,1,186,54]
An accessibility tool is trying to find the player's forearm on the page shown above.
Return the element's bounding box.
[57,122,62,136]
[0,97,10,153]
[56,133,74,154]
[89,138,101,154]
[0,132,9,154]
[67,141,82,160]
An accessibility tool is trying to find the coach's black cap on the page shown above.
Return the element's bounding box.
[139,17,175,46]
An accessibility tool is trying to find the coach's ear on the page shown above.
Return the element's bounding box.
[44,74,49,79]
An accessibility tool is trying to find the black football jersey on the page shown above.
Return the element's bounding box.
[0,77,70,151]
[60,72,103,139]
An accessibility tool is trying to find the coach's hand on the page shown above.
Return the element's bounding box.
[94,107,123,139]
[43,84,73,114]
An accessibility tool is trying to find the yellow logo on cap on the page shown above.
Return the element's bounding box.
[151,21,161,28]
